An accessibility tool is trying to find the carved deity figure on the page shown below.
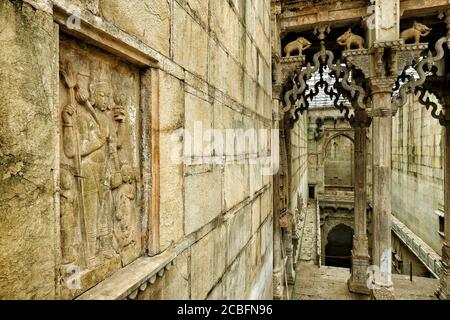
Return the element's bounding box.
[60,169,77,265]
[400,21,432,44]
[113,164,136,250]
[62,81,124,267]
[284,37,312,57]
[337,29,365,50]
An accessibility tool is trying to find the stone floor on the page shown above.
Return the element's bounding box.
[292,200,440,300]
[298,200,318,262]
[293,262,440,300]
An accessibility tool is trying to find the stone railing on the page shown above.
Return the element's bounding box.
[391,216,442,279]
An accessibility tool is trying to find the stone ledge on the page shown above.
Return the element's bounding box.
[76,250,177,300]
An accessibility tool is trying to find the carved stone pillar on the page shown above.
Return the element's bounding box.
[370,79,396,294]
[348,110,371,294]
[271,46,307,299]
[279,122,295,286]
[438,109,450,300]
[272,87,284,300]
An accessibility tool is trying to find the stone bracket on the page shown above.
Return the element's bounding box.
[342,49,371,78]
[392,43,429,75]
[280,56,305,85]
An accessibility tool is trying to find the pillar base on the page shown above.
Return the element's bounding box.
[370,287,395,300]
[273,269,284,300]
[286,264,295,285]
[348,255,370,295]
[286,247,295,285]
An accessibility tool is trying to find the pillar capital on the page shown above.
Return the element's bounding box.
[369,77,396,94]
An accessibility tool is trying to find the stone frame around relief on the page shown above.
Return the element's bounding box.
[52,5,160,299]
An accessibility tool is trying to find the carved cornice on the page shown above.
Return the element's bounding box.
[373,40,404,49]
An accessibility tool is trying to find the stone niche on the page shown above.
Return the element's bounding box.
[58,33,143,299]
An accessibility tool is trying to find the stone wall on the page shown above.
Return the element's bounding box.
[392,94,444,255]
[307,107,355,193]
[289,113,309,216]
[289,111,309,269]
[0,0,273,300]
[0,0,57,299]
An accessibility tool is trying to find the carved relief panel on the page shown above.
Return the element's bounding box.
[58,34,142,298]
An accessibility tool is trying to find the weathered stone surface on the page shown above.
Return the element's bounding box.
[227,205,252,265]
[0,0,275,301]
[99,0,170,56]
[159,72,185,250]
[208,38,229,94]
[260,217,272,258]
[191,225,226,299]
[159,72,185,132]
[184,168,222,235]
[224,249,248,299]
[260,189,272,222]
[0,1,57,299]
[392,94,444,254]
[185,92,213,159]
[185,0,209,27]
[206,280,224,300]
[159,131,184,251]
[224,163,249,211]
[172,2,208,79]
[251,197,261,235]
[159,250,189,300]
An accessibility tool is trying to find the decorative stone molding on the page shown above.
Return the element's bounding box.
[392,43,429,76]
[280,55,306,86]
[373,40,404,48]
[77,249,178,300]
[342,49,371,78]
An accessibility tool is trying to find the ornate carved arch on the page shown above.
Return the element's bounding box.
[282,40,368,124]
[393,36,449,121]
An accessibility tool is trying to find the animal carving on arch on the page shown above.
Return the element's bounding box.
[284,37,312,57]
[337,29,365,50]
[400,21,432,44]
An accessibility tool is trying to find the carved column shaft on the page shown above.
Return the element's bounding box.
[354,124,368,246]
[272,95,284,300]
[371,90,394,289]
[349,114,371,294]
[439,121,450,299]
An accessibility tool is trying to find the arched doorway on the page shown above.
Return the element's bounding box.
[325,224,354,268]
